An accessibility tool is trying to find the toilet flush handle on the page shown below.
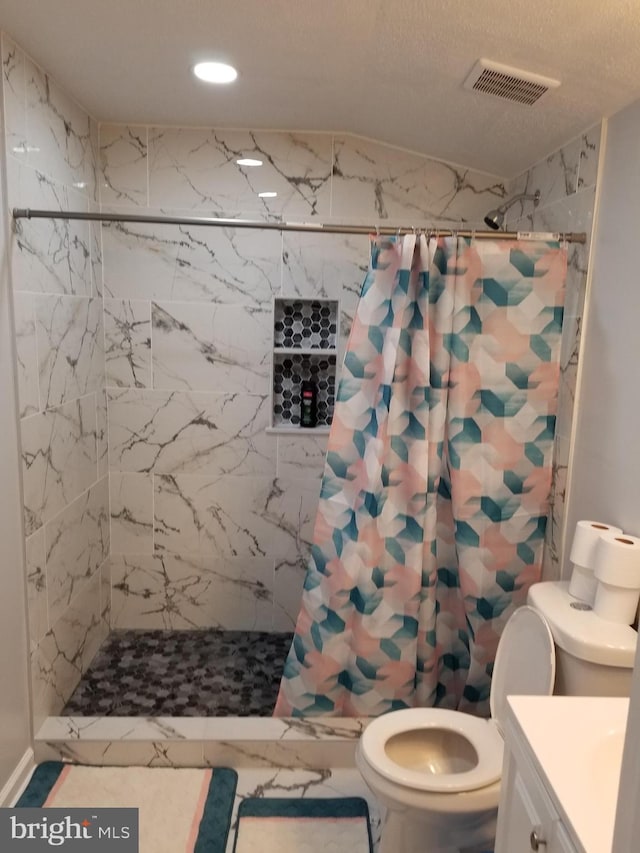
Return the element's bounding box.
[530,828,546,850]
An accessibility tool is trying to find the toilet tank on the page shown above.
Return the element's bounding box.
[527,581,637,697]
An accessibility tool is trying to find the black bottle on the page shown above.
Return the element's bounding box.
[300,380,318,428]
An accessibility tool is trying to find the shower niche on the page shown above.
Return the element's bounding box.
[268,297,339,432]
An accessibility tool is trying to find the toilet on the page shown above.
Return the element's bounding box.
[356,581,637,853]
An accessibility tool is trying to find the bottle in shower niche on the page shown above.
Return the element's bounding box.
[300,380,318,428]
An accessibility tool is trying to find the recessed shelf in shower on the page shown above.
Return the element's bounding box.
[270,297,339,430]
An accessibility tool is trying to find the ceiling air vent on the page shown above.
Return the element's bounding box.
[464,59,560,106]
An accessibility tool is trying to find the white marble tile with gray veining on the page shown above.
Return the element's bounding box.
[557,337,581,443]
[281,229,367,347]
[203,740,357,771]
[73,568,108,674]
[108,553,198,630]
[96,388,109,479]
[89,203,104,297]
[510,182,594,241]
[276,434,328,479]
[37,740,205,768]
[152,301,271,393]
[88,118,100,204]
[108,388,274,476]
[13,291,40,417]
[23,46,94,194]
[110,472,154,554]
[31,571,104,727]
[562,245,588,330]
[148,127,332,217]
[226,768,382,853]
[109,552,272,630]
[2,34,27,157]
[21,394,97,536]
[559,259,585,381]
[99,124,148,206]
[273,559,307,632]
[100,556,111,632]
[36,715,367,744]
[104,298,151,388]
[542,432,571,580]
[31,645,64,730]
[25,527,48,650]
[36,715,207,742]
[154,473,318,562]
[331,135,506,225]
[281,231,368,300]
[270,479,318,570]
[35,295,104,409]
[509,136,582,221]
[9,162,92,296]
[577,124,601,190]
[102,220,281,304]
[45,476,110,626]
[34,719,375,788]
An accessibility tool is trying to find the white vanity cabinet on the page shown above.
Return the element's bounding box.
[494,696,630,853]
[495,726,579,853]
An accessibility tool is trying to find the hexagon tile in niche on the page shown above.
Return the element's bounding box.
[273,353,336,426]
[271,298,339,430]
[273,299,337,349]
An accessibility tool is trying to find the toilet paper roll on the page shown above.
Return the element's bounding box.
[569,520,622,568]
[593,582,640,625]
[593,532,640,588]
[568,564,598,603]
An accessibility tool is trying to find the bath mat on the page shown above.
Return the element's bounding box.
[17,761,237,853]
[233,796,373,853]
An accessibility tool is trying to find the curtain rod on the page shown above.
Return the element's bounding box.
[11,208,587,244]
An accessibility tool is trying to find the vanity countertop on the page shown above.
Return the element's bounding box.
[507,695,629,853]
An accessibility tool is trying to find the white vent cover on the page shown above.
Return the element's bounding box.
[464,59,560,106]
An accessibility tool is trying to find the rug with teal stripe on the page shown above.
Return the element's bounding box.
[233,796,373,852]
[17,762,237,853]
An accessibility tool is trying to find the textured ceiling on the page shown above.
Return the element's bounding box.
[2,0,640,177]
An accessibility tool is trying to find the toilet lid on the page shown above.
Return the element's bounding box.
[490,605,556,733]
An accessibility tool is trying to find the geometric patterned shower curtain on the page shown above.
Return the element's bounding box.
[274,233,567,718]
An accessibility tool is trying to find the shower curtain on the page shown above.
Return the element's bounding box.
[275,233,567,718]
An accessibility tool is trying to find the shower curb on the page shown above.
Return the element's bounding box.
[34,716,369,769]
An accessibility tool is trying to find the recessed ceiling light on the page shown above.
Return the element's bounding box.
[258,191,278,198]
[236,158,263,167]
[193,61,238,84]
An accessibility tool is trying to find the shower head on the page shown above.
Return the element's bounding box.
[484,189,541,230]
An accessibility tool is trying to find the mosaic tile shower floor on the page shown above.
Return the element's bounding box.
[63,630,294,716]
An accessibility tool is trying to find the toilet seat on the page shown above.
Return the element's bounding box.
[359,605,556,794]
[360,707,504,792]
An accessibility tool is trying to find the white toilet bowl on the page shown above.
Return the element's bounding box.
[356,708,503,852]
[357,583,638,853]
[357,605,555,853]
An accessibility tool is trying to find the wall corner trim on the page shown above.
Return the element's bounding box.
[0,748,36,807]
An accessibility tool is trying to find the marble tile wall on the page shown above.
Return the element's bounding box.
[99,123,510,632]
[2,28,598,693]
[1,32,109,727]
[507,125,602,579]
